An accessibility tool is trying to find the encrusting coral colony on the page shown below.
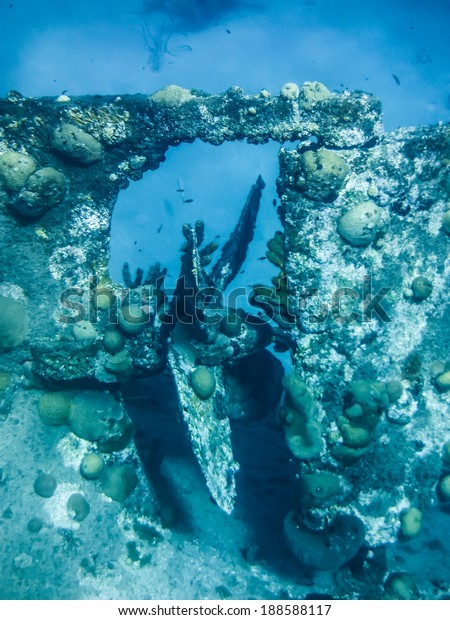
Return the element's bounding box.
[1,81,450,599]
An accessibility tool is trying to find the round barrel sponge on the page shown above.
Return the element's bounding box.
[299,81,331,109]
[118,303,149,336]
[80,453,105,480]
[72,320,99,341]
[150,85,195,107]
[190,366,216,400]
[51,124,103,165]
[15,166,66,218]
[27,517,44,533]
[399,507,422,539]
[298,149,349,202]
[280,372,323,460]
[67,493,90,522]
[34,473,57,498]
[280,83,300,100]
[0,150,36,192]
[438,475,450,501]
[103,329,125,354]
[104,351,133,378]
[411,276,432,301]
[101,464,138,502]
[384,572,419,600]
[284,511,365,570]
[69,391,133,452]
[338,201,390,247]
[300,472,342,507]
[38,392,71,426]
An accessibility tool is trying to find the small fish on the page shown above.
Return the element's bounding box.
[157,225,162,233]
[134,240,137,245]
[226,29,231,34]
[35,227,49,240]
[258,256,267,261]
[182,198,194,203]
[176,178,185,192]
[239,270,245,274]
[272,199,277,207]
[215,235,220,238]
[138,249,142,252]
[392,74,401,85]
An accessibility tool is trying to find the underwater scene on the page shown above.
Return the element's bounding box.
[1,0,450,602]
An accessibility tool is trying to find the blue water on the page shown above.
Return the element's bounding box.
[1,0,449,129]
[1,0,450,602]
